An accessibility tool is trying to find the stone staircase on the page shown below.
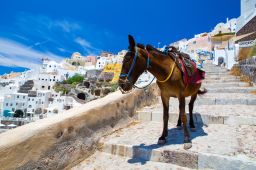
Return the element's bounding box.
[72,63,256,170]
[18,80,34,93]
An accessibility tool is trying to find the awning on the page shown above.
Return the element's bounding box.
[232,32,256,42]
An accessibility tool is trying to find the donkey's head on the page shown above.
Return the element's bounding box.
[118,35,148,92]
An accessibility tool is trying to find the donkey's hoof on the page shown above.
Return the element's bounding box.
[158,138,166,145]
[184,142,192,150]
[190,127,196,132]
[176,126,183,130]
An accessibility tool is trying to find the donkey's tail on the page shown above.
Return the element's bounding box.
[198,88,208,95]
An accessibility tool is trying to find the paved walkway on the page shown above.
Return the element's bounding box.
[72,63,256,170]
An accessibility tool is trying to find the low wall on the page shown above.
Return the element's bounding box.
[237,56,256,83]
[0,84,159,170]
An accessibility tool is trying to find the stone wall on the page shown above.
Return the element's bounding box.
[236,56,256,83]
[0,84,159,170]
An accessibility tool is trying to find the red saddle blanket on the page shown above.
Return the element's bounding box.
[178,58,205,86]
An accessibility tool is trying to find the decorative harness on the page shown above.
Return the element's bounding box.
[119,46,176,89]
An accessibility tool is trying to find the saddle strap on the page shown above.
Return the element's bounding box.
[157,62,176,83]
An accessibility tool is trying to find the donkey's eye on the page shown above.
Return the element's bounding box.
[124,55,132,62]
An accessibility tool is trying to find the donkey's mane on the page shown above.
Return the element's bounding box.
[137,43,145,49]
[146,44,167,56]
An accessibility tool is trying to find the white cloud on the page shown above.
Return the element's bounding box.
[74,37,101,55]
[0,38,63,69]
[75,37,92,48]
[54,20,81,33]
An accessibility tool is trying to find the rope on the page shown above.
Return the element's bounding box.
[133,76,156,89]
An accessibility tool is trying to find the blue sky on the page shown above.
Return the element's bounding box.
[0,0,240,69]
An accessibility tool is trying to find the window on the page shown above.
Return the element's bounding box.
[23,103,25,106]
[17,95,19,98]
[48,86,51,90]
[10,103,13,106]
[42,86,45,89]
[16,103,18,106]
[32,98,34,101]
[6,103,8,106]
[28,98,30,101]
[23,96,25,99]
[39,78,40,80]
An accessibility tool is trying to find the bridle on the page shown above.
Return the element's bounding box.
[119,46,154,90]
[119,46,177,92]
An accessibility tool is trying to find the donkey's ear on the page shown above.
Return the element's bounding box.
[128,35,135,50]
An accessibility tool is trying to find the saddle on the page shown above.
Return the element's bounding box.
[164,46,196,77]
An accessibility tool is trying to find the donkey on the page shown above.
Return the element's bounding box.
[119,35,207,149]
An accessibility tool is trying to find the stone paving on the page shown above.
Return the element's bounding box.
[72,151,191,170]
[72,63,256,170]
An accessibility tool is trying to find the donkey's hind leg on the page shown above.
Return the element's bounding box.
[176,114,182,129]
[189,93,197,131]
[179,96,192,149]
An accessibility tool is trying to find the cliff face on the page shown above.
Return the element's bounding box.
[0,84,159,170]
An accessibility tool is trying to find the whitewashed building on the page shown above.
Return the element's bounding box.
[3,93,28,116]
[237,0,256,31]
[27,90,51,116]
[34,59,65,91]
[96,57,108,70]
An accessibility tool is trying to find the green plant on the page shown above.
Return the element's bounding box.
[53,84,71,94]
[250,45,256,56]
[109,83,119,92]
[66,74,84,84]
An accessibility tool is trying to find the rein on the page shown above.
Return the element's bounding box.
[120,47,155,89]
[119,46,176,90]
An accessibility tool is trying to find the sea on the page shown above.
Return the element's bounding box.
[0,65,29,75]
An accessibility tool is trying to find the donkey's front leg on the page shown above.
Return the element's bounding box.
[158,95,170,145]
[179,97,192,149]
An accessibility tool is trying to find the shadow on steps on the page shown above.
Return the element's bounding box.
[127,123,208,165]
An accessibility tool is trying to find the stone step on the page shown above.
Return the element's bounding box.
[204,77,239,81]
[204,67,227,71]
[137,106,256,126]
[72,151,191,170]
[204,68,228,72]
[99,122,256,170]
[205,70,228,73]
[203,82,251,87]
[205,72,230,76]
[203,79,245,83]
[153,93,256,105]
[206,87,256,93]
[205,75,238,79]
